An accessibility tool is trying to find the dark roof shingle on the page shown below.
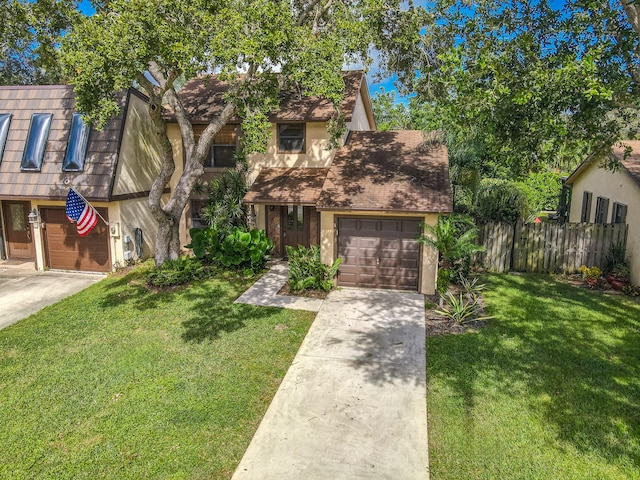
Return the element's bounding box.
[613,141,640,187]
[244,168,329,205]
[316,131,452,213]
[166,71,363,124]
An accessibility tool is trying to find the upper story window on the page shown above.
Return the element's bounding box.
[21,113,52,171]
[205,125,237,168]
[612,202,627,224]
[63,113,91,172]
[0,113,11,163]
[580,191,592,223]
[277,123,305,153]
[594,196,609,224]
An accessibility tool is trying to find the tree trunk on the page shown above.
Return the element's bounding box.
[154,213,181,266]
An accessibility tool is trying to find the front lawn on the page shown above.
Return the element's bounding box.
[427,274,640,479]
[0,266,314,479]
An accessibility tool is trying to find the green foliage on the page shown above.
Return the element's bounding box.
[622,284,640,296]
[519,171,564,212]
[459,276,486,296]
[420,214,483,284]
[146,256,208,287]
[603,242,630,276]
[0,0,79,85]
[286,245,342,292]
[436,268,453,297]
[202,156,249,234]
[187,226,274,273]
[434,291,491,324]
[371,87,412,130]
[475,178,533,224]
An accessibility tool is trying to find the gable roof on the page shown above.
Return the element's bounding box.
[566,140,640,188]
[165,71,364,124]
[316,131,452,213]
[0,86,134,201]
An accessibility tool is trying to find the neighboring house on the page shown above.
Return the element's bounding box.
[167,71,452,294]
[0,85,162,272]
[565,141,639,284]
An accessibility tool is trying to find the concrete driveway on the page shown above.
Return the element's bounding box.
[0,269,104,330]
[232,288,429,480]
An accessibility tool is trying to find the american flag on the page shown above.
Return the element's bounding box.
[66,189,98,236]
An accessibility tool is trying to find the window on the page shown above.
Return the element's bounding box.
[191,200,207,229]
[612,202,628,224]
[0,113,11,163]
[21,113,52,171]
[580,191,592,223]
[594,196,609,224]
[278,124,305,153]
[205,125,237,168]
[63,113,91,172]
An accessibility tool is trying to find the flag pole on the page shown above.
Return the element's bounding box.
[70,187,109,226]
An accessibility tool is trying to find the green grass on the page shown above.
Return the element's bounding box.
[0,266,314,479]
[427,274,640,480]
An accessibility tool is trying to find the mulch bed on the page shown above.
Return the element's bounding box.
[425,314,486,337]
[277,281,330,299]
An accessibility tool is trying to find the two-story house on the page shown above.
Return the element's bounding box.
[0,85,162,272]
[168,71,452,294]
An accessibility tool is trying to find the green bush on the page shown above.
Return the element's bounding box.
[286,245,342,292]
[519,171,563,212]
[474,178,533,223]
[147,256,208,287]
[186,226,274,273]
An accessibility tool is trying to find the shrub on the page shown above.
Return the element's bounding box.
[147,256,208,287]
[474,178,533,224]
[519,171,563,212]
[420,214,483,284]
[286,245,342,292]
[603,242,630,277]
[434,291,492,324]
[186,226,274,273]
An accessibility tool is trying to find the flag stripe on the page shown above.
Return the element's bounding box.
[66,189,98,236]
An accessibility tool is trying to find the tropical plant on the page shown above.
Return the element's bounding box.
[459,276,487,296]
[286,245,342,292]
[186,226,273,273]
[419,214,484,285]
[603,242,630,277]
[147,256,208,287]
[434,291,493,324]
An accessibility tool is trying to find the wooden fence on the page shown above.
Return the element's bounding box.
[475,221,628,274]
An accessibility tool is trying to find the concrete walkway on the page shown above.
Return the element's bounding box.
[232,287,429,480]
[235,262,324,312]
[0,269,104,330]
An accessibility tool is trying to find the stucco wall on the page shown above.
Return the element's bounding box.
[319,210,439,295]
[247,122,336,184]
[118,197,157,263]
[112,93,163,196]
[346,87,373,131]
[569,163,640,284]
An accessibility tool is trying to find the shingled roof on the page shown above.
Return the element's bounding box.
[316,131,452,214]
[244,168,329,205]
[566,140,640,188]
[165,71,364,124]
[0,86,133,201]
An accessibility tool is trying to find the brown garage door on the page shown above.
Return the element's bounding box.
[337,217,421,290]
[41,207,111,272]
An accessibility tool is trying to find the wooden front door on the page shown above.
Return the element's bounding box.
[2,201,35,260]
[281,205,310,256]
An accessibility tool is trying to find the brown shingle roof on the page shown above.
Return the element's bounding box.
[0,85,129,201]
[166,71,363,124]
[613,141,640,187]
[316,131,452,213]
[244,168,329,205]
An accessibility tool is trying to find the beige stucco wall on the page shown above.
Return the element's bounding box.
[112,93,163,196]
[346,87,373,131]
[319,210,439,295]
[569,163,640,284]
[118,196,157,263]
[247,122,336,184]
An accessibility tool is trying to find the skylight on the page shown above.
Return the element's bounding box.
[21,113,52,171]
[63,113,91,172]
[0,114,11,163]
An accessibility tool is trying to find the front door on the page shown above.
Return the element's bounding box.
[281,205,309,256]
[2,201,34,260]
